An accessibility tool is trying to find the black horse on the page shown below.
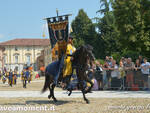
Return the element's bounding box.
[41,44,95,103]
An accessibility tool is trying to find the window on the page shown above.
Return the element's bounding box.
[15,56,18,63]
[3,56,6,64]
[26,55,30,64]
[15,66,18,71]
[15,46,18,51]
[27,47,30,51]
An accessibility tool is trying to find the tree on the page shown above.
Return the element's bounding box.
[113,0,150,58]
[96,0,120,58]
[71,9,97,47]
[71,9,101,58]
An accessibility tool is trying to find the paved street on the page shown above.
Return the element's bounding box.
[0,90,150,98]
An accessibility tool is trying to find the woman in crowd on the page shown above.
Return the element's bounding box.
[134,59,143,90]
[94,61,103,90]
[103,61,110,89]
[119,61,125,90]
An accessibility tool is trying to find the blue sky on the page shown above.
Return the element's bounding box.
[0,0,100,42]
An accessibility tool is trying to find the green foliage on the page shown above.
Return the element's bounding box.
[70,0,150,61]
[71,9,101,58]
[73,38,85,48]
[111,52,121,63]
[122,50,140,62]
[97,59,105,65]
[71,9,96,46]
[96,0,120,58]
[113,0,150,58]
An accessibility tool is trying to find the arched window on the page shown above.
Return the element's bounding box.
[3,55,7,64]
[27,55,30,63]
[13,53,19,64]
[27,47,30,51]
[15,56,18,63]
[25,53,31,66]
[15,46,18,51]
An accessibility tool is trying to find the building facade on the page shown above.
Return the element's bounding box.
[0,38,51,72]
[0,47,5,70]
[44,45,52,67]
[36,45,52,70]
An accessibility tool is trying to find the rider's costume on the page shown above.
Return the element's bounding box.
[63,43,76,78]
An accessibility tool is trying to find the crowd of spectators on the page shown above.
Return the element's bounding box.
[93,55,150,91]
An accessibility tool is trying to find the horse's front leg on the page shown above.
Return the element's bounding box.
[79,81,89,104]
[64,75,72,96]
[67,88,72,96]
[82,90,89,104]
[81,84,89,104]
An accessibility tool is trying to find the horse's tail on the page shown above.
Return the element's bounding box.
[41,72,50,93]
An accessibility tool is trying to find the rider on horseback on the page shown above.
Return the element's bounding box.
[62,35,76,89]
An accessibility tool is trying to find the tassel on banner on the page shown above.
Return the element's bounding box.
[42,23,46,38]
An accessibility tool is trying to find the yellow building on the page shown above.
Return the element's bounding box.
[0,47,5,70]
[0,38,51,72]
[44,45,52,67]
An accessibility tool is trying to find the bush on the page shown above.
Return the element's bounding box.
[111,52,122,63]
[122,50,139,62]
[96,59,105,65]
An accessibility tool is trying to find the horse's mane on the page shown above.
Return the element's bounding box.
[72,44,94,66]
[84,44,93,51]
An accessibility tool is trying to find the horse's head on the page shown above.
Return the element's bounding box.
[85,44,95,61]
[72,44,95,67]
[79,44,95,62]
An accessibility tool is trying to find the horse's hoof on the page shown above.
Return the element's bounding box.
[48,95,52,99]
[52,97,57,102]
[89,91,92,93]
[86,100,90,104]
[68,91,72,96]
[84,90,88,94]
[53,99,57,102]
[68,92,71,96]
[84,90,92,94]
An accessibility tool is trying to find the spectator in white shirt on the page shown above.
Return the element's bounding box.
[141,58,150,90]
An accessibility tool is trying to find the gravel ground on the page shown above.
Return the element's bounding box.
[1,98,150,113]
[1,77,150,113]
[0,77,63,91]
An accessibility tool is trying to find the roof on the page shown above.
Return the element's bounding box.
[0,38,50,46]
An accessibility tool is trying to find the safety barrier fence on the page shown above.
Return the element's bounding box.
[101,70,150,91]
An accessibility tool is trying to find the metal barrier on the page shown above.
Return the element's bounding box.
[101,70,150,91]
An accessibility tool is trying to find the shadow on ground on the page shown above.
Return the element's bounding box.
[0,100,73,106]
[26,99,74,105]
